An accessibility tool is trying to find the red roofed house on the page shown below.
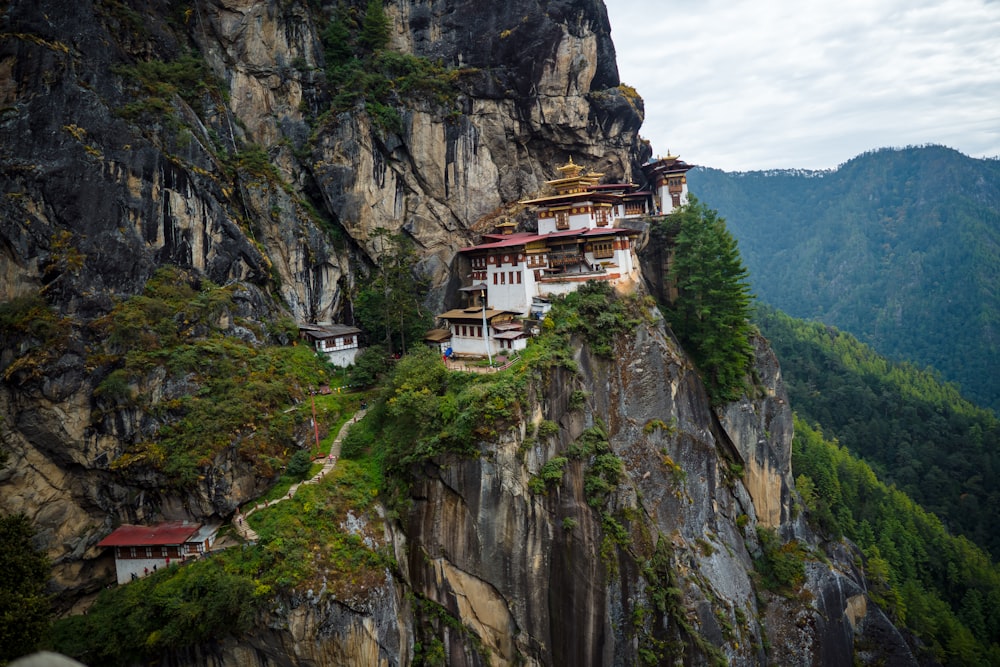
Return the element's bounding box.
[435,157,696,360]
[446,159,645,321]
[97,521,218,584]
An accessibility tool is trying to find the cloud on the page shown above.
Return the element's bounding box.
[604,0,1000,170]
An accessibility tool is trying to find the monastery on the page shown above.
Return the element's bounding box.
[432,155,693,360]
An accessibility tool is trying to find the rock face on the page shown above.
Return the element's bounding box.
[0,0,641,604]
[0,0,918,664]
[401,312,917,666]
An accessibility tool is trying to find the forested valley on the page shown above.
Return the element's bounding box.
[757,305,1000,663]
[690,146,1000,412]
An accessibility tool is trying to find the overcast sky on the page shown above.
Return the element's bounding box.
[603,0,1000,172]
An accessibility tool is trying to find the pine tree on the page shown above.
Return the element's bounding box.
[660,198,755,403]
[359,0,390,53]
[354,228,431,355]
[0,513,51,664]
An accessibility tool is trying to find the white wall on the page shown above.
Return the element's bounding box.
[323,347,361,368]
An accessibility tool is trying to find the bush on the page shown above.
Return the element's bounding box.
[286,449,313,480]
[754,527,806,595]
[349,344,393,387]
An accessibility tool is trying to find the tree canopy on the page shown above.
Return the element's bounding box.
[691,146,1000,412]
[756,305,1000,559]
[653,199,755,404]
[0,514,51,665]
[353,229,432,355]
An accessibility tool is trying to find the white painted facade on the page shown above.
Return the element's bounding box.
[299,324,363,367]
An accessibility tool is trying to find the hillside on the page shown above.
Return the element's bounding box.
[755,305,1000,558]
[689,146,1000,412]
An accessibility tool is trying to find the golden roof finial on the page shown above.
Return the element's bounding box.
[557,157,584,178]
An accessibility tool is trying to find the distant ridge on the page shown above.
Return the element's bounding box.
[690,145,1000,412]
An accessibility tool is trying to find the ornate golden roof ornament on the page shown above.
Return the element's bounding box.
[556,157,584,178]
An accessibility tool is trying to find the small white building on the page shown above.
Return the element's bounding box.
[424,328,453,355]
[299,324,363,367]
[642,155,694,214]
[97,521,218,584]
[436,307,527,358]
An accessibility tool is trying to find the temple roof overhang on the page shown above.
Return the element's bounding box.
[438,307,520,322]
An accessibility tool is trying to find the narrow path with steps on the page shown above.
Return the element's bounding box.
[231,408,366,542]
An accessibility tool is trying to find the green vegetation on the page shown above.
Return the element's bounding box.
[49,559,255,666]
[115,53,222,121]
[354,229,432,355]
[635,538,727,666]
[0,514,51,666]
[793,417,1000,665]
[691,146,1000,412]
[240,460,389,592]
[344,282,642,507]
[0,292,71,383]
[89,266,336,487]
[349,344,394,387]
[50,459,388,665]
[548,280,649,358]
[318,5,466,132]
[650,199,755,404]
[341,345,522,509]
[757,306,1000,559]
[528,456,568,494]
[753,527,807,595]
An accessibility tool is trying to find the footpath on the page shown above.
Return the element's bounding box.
[231,408,366,542]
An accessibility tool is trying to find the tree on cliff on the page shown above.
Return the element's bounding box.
[354,229,431,355]
[359,0,390,52]
[657,199,755,404]
[0,513,51,665]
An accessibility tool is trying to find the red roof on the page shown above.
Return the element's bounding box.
[580,227,638,237]
[97,522,203,547]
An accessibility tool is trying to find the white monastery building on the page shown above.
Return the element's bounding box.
[97,521,219,584]
[434,156,693,359]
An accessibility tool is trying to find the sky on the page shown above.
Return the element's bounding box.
[602,0,1000,172]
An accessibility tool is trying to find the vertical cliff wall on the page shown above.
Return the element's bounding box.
[0,0,643,604]
[397,309,915,666]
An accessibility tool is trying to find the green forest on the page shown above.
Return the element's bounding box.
[755,306,1000,559]
[755,305,1000,663]
[690,146,1000,412]
[793,417,1000,664]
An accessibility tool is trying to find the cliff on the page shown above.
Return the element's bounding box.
[0,0,641,602]
[0,0,919,664]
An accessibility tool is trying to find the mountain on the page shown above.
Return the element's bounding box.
[755,305,1000,552]
[754,305,1000,662]
[688,146,1000,412]
[0,0,929,665]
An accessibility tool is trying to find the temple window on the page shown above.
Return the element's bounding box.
[592,241,614,259]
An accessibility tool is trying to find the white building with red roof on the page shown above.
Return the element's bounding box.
[435,157,695,360]
[97,521,218,584]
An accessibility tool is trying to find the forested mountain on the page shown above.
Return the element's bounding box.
[689,146,1000,412]
[755,305,1000,558]
[759,305,1000,662]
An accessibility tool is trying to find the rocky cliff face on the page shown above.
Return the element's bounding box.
[0,0,917,664]
[0,0,641,604]
[399,313,917,666]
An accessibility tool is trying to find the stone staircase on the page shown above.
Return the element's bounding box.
[231,408,366,543]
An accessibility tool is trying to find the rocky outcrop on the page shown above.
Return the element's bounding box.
[399,310,917,665]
